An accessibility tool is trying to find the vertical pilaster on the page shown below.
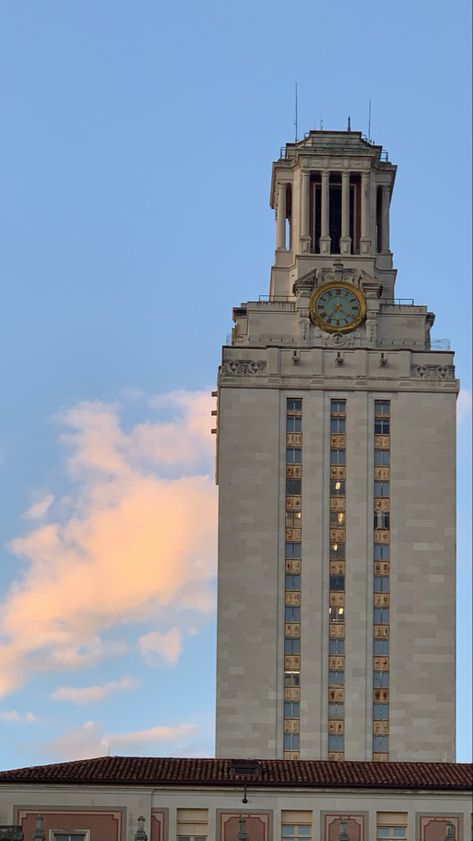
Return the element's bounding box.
[276,182,287,250]
[320,170,331,254]
[340,171,351,255]
[360,170,372,255]
[300,169,311,253]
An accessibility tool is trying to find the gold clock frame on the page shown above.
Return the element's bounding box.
[309,281,367,334]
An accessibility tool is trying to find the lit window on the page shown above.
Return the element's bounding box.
[374,511,390,529]
[329,606,345,622]
[178,837,207,841]
[285,543,302,559]
[329,575,345,591]
[283,732,300,749]
[329,639,345,655]
[330,416,346,433]
[373,671,389,688]
[286,511,303,527]
[285,638,301,655]
[330,511,346,526]
[284,671,300,686]
[373,703,389,720]
[374,544,390,560]
[284,701,300,717]
[374,449,390,466]
[374,607,389,624]
[374,576,390,593]
[330,449,346,465]
[373,639,389,656]
[330,544,345,560]
[287,415,302,432]
[286,448,302,464]
[374,481,390,497]
[285,606,301,621]
[373,734,389,752]
[328,733,344,751]
[328,702,344,719]
[328,671,345,685]
[330,480,346,495]
[285,574,301,590]
[287,398,302,413]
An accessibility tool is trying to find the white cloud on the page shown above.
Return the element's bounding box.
[457,388,472,423]
[0,390,217,697]
[45,720,198,761]
[50,675,140,705]
[138,628,182,666]
[0,710,38,723]
[23,494,54,521]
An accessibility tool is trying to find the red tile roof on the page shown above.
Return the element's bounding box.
[0,757,471,791]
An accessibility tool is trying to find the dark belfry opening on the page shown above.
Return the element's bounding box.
[310,174,321,253]
[286,184,292,249]
[329,174,342,254]
[376,185,382,252]
[350,174,361,254]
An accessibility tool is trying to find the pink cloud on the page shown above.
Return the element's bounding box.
[51,675,140,705]
[45,720,199,761]
[138,628,182,666]
[0,391,217,697]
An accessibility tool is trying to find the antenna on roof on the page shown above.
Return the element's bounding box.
[347,115,351,132]
[320,117,323,130]
[368,98,372,142]
[294,82,298,142]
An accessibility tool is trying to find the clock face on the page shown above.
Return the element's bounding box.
[309,283,366,333]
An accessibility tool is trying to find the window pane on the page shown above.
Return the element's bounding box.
[328,733,344,750]
[331,417,346,433]
[285,638,301,654]
[328,703,344,719]
[374,576,390,592]
[287,448,302,463]
[374,481,390,497]
[287,398,302,412]
[286,542,302,558]
[373,671,389,688]
[373,703,389,720]
[329,575,345,591]
[285,574,301,590]
[287,415,302,432]
[285,606,301,621]
[374,544,390,560]
[330,480,346,495]
[373,639,389,655]
[373,734,389,751]
[329,639,345,655]
[329,606,345,622]
[286,478,302,494]
[328,671,345,685]
[331,400,346,414]
[330,449,346,465]
[374,449,390,465]
[284,701,300,717]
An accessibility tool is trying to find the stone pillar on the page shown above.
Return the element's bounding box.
[276,182,287,250]
[360,170,371,255]
[320,170,331,254]
[340,171,351,255]
[381,184,391,252]
[300,169,311,253]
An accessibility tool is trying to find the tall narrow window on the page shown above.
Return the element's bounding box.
[328,398,346,759]
[373,400,391,761]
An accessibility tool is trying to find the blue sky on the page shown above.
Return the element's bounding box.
[0,0,471,768]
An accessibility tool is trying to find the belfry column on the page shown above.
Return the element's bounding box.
[360,170,371,255]
[381,185,391,253]
[340,171,351,255]
[276,183,287,250]
[320,170,331,254]
[300,169,311,254]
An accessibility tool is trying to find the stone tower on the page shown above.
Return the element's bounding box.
[215,130,458,762]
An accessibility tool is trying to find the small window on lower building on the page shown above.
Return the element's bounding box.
[376,812,407,840]
[52,835,88,841]
[178,837,207,841]
[281,825,312,839]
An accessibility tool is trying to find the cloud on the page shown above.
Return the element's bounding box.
[23,494,54,521]
[138,628,182,666]
[0,390,217,697]
[0,710,38,723]
[50,675,140,705]
[457,388,472,423]
[45,720,198,761]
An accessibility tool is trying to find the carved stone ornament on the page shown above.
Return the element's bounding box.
[411,365,455,381]
[221,360,267,376]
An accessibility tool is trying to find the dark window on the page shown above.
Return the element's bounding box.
[330,449,346,465]
[331,399,346,415]
[287,415,302,432]
[285,542,302,559]
[374,449,390,466]
[330,416,346,433]
[375,418,390,434]
[330,575,345,591]
[374,481,390,497]
[286,478,302,495]
[287,398,302,413]
[285,574,301,590]
[374,400,390,416]
[286,448,302,464]
[374,511,390,529]
[329,182,342,253]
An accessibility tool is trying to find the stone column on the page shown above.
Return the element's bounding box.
[300,169,311,253]
[360,170,371,255]
[320,170,331,254]
[381,184,391,252]
[276,182,287,250]
[340,171,351,255]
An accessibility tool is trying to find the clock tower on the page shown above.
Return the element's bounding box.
[215,131,458,763]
